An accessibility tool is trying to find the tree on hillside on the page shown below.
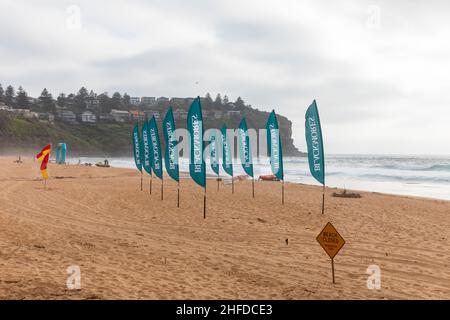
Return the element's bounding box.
[0,84,4,102]
[74,86,89,111]
[87,90,98,112]
[5,85,15,107]
[98,92,111,113]
[39,88,55,113]
[223,95,229,105]
[235,96,245,109]
[111,92,122,109]
[16,86,30,108]
[67,93,75,107]
[204,93,213,109]
[122,93,131,108]
[214,93,222,108]
[57,93,67,107]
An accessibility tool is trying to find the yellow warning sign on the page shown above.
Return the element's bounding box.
[316,222,345,259]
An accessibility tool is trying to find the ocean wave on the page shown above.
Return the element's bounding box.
[360,173,450,183]
[371,164,450,172]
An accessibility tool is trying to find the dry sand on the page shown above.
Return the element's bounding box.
[0,156,449,299]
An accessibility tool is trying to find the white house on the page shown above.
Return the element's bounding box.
[0,103,13,111]
[85,97,99,111]
[130,97,141,106]
[214,111,223,119]
[226,110,241,117]
[81,110,97,123]
[57,109,77,123]
[141,97,156,105]
[110,109,130,123]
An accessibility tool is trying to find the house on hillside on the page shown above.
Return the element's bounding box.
[226,110,241,118]
[130,110,146,121]
[157,97,169,104]
[110,109,130,123]
[85,97,99,111]
[38,112,55,123]
[213,111,223,119]
[173,109,188,120]
[56,109,77,123]
[226,103,238,109]
[81,110,97,123]
[141,97,156,106]
[98,113,114,122]
[130,97,141,106]
[0,103,13,111]
[169,97,186,108]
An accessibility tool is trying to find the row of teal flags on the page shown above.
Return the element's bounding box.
[132,109,180,203]
[132,96,326,215]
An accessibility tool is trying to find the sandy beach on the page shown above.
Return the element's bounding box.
[0,156,449,299]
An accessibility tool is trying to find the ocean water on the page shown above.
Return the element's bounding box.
[68,155,450,201]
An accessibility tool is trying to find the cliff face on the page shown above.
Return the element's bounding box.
[0,110,304,157]
[202,107,304,157]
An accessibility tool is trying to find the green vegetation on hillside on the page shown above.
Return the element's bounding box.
[0,111,303,157]
[0,112,133,156]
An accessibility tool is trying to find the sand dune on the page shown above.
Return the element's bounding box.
[0,156,449,299]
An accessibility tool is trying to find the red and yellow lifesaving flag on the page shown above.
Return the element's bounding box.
[36,144,51,179]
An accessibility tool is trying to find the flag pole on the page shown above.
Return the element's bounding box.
[161,179,164,200]
[150,172,153,195]
[140,171,143,191]
[203,187,206,219]
[322,183,325,214]
[177,180,180,208]
[231,175,234,194]
[217,173,219,191]
[331,258,335,284]
[44,178,47,190]
[282,179,285,205]
[252,176,255,198]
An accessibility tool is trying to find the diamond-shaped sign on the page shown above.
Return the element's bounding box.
[316,222,346,259]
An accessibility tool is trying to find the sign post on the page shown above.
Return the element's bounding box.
[316,222,346,284]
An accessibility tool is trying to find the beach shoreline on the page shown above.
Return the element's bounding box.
[56,155,450,202]
[0,156,449,299]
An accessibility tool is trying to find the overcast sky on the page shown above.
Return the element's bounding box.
[1,0,449,155]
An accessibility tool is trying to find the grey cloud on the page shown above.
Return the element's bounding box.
[1,0,450,154]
